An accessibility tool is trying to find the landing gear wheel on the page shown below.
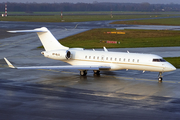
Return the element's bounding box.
[158,77,163,82]
[93,70,100,75]
[80,70,87,76]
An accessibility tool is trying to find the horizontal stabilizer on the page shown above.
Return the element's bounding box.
[7,27,48,33]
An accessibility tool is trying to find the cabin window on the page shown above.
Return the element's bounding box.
[101,57,104,60]
[133,59,135,62]
[110,58,112,61]
[106,57,108,60]
[128,59,130,62]
[97,57,99,60]
[115,58,117,61]
[85,56,87,59]
[119,58,121,61]
[137,59,139,63]
[89,56,91,59]
[124,58,126,62]
[93,56,95,59]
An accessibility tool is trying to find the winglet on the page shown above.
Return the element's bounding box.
[4,58,16,68]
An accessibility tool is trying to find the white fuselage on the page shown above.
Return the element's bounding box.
[42,49,176,72]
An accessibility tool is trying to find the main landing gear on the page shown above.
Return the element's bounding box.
[158,72,163,82]
[80,70,101,76]
[80,70,87,76]
[93,70,100,76]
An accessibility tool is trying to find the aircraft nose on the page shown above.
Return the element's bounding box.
[164,63,176,72]
[171,66,176,71]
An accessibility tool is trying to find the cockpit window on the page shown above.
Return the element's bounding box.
[152,59,166,62]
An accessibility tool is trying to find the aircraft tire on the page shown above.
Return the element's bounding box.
[80,70,87,76]
[158,77,163,82]
[93,70,100,75]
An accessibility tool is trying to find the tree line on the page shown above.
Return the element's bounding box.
[0,2,180,12]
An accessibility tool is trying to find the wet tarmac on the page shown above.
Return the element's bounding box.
[0,20,180,120]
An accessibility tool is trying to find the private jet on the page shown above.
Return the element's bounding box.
[4,27,176,82]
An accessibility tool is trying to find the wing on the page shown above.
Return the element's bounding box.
[4,58,111,71]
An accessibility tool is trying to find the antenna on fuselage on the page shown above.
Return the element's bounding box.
[103,47,108,52]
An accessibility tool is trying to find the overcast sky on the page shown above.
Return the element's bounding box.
[0,0,180,4]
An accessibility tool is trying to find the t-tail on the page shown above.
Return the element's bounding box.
[8,27,69,51]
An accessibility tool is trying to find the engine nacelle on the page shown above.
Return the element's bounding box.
[41,49,71,60]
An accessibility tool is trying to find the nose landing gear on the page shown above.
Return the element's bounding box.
[158,72,163,82]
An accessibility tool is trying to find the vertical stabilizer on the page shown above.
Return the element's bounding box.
[8,27,69,51]
[35,27,69,51]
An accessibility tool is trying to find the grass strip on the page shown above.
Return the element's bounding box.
[59,28,180,48]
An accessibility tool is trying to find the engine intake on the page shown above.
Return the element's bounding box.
[66,50,71,59]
